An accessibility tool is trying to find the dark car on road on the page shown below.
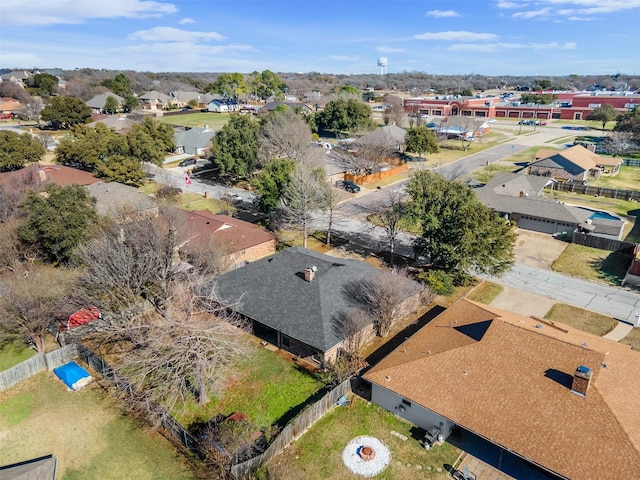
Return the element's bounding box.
[342,180,361,193]
[179,157,197,167]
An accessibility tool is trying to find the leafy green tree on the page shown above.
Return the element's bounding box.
[614,106,640,142]
[250,70,287,100]
[103,95,120,114]
[40,96,91,129]
[101,73,133,97]
[316,98,375,135]
[134,117,176,153]
[55,123,127,170]
[586,104,620,131]
[405,126,439,159]
[460,89,473,97]
[0,131,46,171]
[207,73,248,99]
[95,154,145,186]
[251,157,295,212]
[211,114,259,178]
[18,184,97,264]
[337,85,360,95]
[519,93,554,105]
[128,126,164,166]
[28,73,58,97]
[122,94,139,113]
[406,170,515,278]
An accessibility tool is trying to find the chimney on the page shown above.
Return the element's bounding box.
[304,266,316,282]
[38,169,47,181]
[571,365,592,396]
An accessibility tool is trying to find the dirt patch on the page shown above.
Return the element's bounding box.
[514,229,568,269]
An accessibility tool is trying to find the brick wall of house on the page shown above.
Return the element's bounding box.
[226,239,277,271]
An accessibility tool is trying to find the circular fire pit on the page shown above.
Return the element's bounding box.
[359,446,376,461]
[342,436,391,477]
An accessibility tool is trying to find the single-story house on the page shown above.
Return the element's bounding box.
[0,164,100,188]
[363,298,640,480]
[528,144,622,182]
[475,172,625,239]
[139,90,172,110]
[85,93,124,114]
[0,70,31,86]
[85,182,158,218]
[357,125,407,153]
[176,209,276,271]
[261,101,314,115]
[216,247,423,366]
[169,90,201,108]
[0,98,23,115]
[174,126,215,156]
[207,98,239,113]
[87,115,139,134]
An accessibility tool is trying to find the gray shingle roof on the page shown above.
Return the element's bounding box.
[86,93,124,109]
[174,126,215,154]
[216,247,417,352]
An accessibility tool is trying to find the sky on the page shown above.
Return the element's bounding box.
[1,0,639,76]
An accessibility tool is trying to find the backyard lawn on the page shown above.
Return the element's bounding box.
[0,340,36,371]
[0,373,195,480]
[587,165,640,190]
[158,112,230,130]
[543,303,617,336]
[176,340,324,430]
[552,244,633,285]
[256,396,459,480]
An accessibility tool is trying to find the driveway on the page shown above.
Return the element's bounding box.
[513,229,568,270]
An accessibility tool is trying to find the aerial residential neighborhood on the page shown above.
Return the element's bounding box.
[2,2,640,480]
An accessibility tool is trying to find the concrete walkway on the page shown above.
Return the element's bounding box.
[603,321,634,341]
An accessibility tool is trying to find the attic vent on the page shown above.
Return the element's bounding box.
[571,365,592,397]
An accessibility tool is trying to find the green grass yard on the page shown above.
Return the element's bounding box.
[0,373,195,480]
[0,340,36,371]
[466,281,504,305]
[543,304,617,337]
[257,396,459,480]
[158,112,231,130]
[176,341,324,430]
[552,244,633,285]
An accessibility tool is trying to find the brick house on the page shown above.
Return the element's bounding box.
[527,144,622,182]
[364,299,640,480]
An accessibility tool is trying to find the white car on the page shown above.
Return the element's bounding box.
[487,119,497,123]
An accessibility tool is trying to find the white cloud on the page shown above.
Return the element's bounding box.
[0,0,177,26]
[425,10,460,18]
[566,15,598,21]
[413,31,499,41]
[128,27,225,42]
[376,46,405,53]
[496,1,523,8]
[178,18,195,24]
[509,1,640,20]
[449,41,577,52]
[513,8,553,19]
[328,55,361,62]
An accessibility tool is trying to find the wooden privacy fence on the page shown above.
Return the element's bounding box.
[547,182,640,201]
[345,163,408,185]
[231,379,352,480]
[0,343,80,391]
[572,231,636,253]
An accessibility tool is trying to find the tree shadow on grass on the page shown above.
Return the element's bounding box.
[588,252,633,284]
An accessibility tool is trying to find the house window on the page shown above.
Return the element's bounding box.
[574,113,582,120]
[282,336,290,347]
[401,399,412,408]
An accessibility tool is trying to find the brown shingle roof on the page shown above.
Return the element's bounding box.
[178,209,275,254]
[534,144,621,170]
[0,164,99,188]
[364,299,640,479]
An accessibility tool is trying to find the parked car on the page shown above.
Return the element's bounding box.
[222,192,243,204]
[179,157,197,167]
[341,180,361,193]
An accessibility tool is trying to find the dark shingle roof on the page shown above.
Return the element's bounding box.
[216,247,416,352]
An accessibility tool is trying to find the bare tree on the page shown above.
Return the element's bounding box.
[442,116,479,151]
[257,108,320,164]
[365,190,408,265]
[320,178,348,246]
[0,265,77,352]
[343,270,425,338]
[331,130,396,176]
[282,163,326,248]
[0,164,47,222]
[332,309,371,359]
[17,101,44,122]
[383,94,405,126]
[602,131,639,156]
[113,279,250,416]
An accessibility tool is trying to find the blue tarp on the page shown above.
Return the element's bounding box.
[53,361,92,391]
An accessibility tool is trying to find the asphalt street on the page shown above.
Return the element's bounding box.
[484,264,640,325]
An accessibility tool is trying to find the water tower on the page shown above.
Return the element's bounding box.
[377,57,388,75]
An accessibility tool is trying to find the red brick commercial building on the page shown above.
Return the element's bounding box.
[404,92,639,122]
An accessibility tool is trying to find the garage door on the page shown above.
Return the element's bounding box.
[517,216,557,234]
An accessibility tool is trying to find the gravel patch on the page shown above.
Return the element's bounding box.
[342,435,391,477]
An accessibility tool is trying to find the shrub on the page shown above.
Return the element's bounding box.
[416,269,455,296]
